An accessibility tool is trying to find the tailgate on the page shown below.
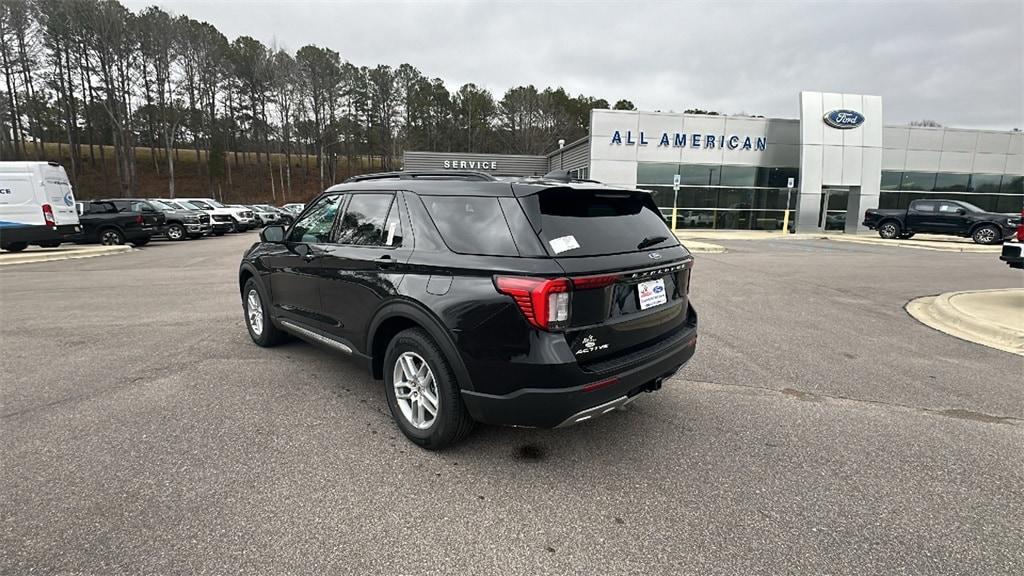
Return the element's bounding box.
[556,246,694,369]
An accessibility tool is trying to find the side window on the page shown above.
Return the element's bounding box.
[336,193,396,246]
[422,196,519,256]
[90,202,115,214]
[912,201,937,213]
[938,202,960,213]
[288,195,343,243]
[112,201,131,212]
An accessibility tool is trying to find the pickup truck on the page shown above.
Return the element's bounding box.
[863,199,1020,245]
[70,201,158,246]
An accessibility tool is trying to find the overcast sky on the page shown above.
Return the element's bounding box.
[123,0,1023,130]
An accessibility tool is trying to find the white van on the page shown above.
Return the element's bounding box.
[0,162,82,252]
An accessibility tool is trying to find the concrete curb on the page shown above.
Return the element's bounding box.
[825,236,1000,253]
[906,289,1024,356]
[681,240,727,254]
[0,245,133,266]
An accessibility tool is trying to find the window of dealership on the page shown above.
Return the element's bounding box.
[640,165,1023,230]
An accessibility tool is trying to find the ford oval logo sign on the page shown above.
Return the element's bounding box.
[823,109,865,129]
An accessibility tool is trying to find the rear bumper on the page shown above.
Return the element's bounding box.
[460,323,697,428]
[0,223,81,245]
[1001,241,1023,268]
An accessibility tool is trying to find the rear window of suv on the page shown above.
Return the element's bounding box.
[520,188,678,257]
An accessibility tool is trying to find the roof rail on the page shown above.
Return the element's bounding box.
[345,170,498,183]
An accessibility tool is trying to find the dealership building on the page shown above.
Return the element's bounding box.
[403,91,1024,233]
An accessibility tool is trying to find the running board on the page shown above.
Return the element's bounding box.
[279,319,353,354]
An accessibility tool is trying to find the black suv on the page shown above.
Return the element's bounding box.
[238,171,698,448]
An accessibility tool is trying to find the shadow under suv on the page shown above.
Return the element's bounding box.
[239,171,698,449]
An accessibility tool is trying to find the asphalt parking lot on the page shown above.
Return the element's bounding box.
[2,233,1022,575]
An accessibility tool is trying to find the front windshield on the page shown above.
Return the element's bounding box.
[208,200,226,208]
[149,200,173,210]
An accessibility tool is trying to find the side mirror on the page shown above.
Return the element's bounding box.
[956,208,966,215]
[76,203,84,215]
[261,224,286,243]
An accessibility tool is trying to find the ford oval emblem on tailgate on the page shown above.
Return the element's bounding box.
[648,252,662,260]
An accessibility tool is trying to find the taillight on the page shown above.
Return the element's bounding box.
[1017,211,1023,242]
[42,204,56,227]
[136,215,144,224]
[494,276,570,331]
[571,274,619,290]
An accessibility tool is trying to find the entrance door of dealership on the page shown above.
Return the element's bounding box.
[819,187,849,232]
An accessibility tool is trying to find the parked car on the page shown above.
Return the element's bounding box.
[999,209,1024,270]
[863,199,1019,244]
[176,197,255,232]
[141,199,211,240]
[227,204,260,229]
[160,199,232,236]
[239,170,698,449]
[0,161,81,251]
[70,200,156,246]
[281,203,305,215]
[252,204,293,226]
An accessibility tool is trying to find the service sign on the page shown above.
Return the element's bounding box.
[823,110,865,129]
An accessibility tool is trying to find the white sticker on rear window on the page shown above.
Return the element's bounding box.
[549,235,580,254]
[385,222,397,246]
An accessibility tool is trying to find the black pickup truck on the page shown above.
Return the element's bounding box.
[863,199,1020,244]
[69,201,159,246]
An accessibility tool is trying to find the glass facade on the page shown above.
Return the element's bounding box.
[639,163,800,231]
[879,171,1024,214]
[639,163,1024,231]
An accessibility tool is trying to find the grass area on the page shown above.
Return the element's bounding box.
[16,142,383,204]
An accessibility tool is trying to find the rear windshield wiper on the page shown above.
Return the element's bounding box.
[637,235,669,250]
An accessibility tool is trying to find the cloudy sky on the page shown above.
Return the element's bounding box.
[123,0,1023,130]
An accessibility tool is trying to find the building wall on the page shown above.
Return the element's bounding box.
[547,137,590,173]
[402,151,549,176]
[797,91,883,232]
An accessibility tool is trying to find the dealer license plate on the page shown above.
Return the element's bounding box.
[637,278,667,310]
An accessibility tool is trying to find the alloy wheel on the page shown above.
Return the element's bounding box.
[880,223,897,239]
[246,289,264,335]
[101,231,123,245]
[974,227,996,244]
[392,351,439,430]
[167,225,184,240]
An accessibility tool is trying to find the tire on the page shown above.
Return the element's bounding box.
[2,242,28,252]
[898,233,915,239]
[972,224,1001,245]
[383,328,475,450]
[132,236,151,246]
[877,221,900,239]
[165,223,187,241]
[98,228,125,246]
[38,241,61,248]
[243,278,286,347]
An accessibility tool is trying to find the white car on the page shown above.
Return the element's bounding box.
[281,203,305,215]
[0,161,82,251]
[175,197,256,232]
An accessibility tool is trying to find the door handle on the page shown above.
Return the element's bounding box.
[376,255,395,269]
[303,252,317,262]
